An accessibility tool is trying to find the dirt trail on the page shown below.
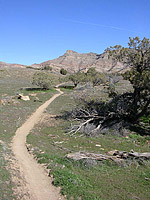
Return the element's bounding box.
[11,87,64,200]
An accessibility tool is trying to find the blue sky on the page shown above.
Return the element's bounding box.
[0,0,150,65]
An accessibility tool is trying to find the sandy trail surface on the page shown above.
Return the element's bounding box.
[11,88,64,200]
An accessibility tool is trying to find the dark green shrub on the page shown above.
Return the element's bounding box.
[60,68,67,75]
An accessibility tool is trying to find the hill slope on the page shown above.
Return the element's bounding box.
[32,50,130,73]
[1,50,130,73]
[0,61,26,69]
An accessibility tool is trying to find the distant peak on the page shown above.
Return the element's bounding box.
[65,50,77,54]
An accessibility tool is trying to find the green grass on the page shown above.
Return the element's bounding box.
[46,89,76,115]
[0,144,16,200]
[141,115,150,124]
[0,68,149,199]
[27,122,150,199]
[27,89,150,200]
[0,67,59,199]
[52,169,98,200]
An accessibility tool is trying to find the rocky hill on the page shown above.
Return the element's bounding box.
[0,61,26,69]
[32,50,130,73]
[0,50,130,73]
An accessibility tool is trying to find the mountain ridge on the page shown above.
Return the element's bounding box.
[0,50,130,73]
[32,50,130,73]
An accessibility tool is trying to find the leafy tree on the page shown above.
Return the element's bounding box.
[68,68,107,87]
[69,72,86,87]
[60,68,67,75]
[106,37,150,122]
[86,67,107,86]
[92,73,107,87]
[32,71,53,90]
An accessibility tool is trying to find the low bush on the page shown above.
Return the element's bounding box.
[43,65,52,71]
[32,71,53,90]
[60,68,67,75]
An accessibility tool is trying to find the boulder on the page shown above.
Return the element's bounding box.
[0,99,4,105]
[18,94,30,101]
[29,93,37,97]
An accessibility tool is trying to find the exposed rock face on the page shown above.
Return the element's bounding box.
[0,50,130,73]
[32,50,130,73]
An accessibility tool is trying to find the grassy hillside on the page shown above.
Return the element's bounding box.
[0,67,58,199]
[27,85,150,200]
[0,67,149,200]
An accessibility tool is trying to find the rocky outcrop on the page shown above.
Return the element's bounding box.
[32,50,130,73]
[18,94,30,101]
[0,50,131,73]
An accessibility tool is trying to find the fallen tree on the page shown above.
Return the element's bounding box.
[67,92,141,136]
[66,150,150,165]
[67,37,150,136]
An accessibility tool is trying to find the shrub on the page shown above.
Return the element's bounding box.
[60,68,67,75]
[69,72,86,87]
[86,68,107,86]
[32,71,53,90]
[107,84,118,98]
[43,65,52,71]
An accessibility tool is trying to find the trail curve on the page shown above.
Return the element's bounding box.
[11,87,64,200]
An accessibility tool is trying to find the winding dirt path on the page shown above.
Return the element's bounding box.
[11,87,64,200]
